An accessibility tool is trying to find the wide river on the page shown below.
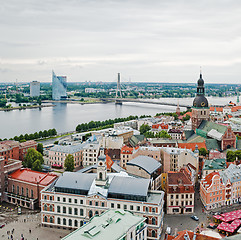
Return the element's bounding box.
[1,96,237,139]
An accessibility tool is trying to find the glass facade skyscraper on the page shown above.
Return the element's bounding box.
[52,71,67,100]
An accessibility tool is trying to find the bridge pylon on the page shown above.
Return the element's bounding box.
[115,73,123,105]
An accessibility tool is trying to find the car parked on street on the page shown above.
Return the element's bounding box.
[190,215,199,221]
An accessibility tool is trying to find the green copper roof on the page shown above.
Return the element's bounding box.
[203,158,226,170]
[198,120,227,135]
[61,210,145,240]
[205,139,221,151]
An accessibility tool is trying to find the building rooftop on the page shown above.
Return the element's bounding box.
[61,209,145,240]
[203,158,226,171]
[126,155,161,175]
[9,169,57,186]
[198,120,227,135]
[178,142,206,151]
[50,143,86,154]
[19,140,37,147]
[219,164,241,184]
[168,172,193,186]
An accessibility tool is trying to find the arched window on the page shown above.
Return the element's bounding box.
[49,205,53,212]
[50,216,53,223]
[44,204,47,211]
[12,185,15,193]
[69,219,72,226]
[152,230,156,238]
[152,218,156,225]
[99,172,102,180]
[74,208,78,215]
[80,209,83,216]
[69,207,72,214]
[63,218,66,225]
[57,217,61,224]
[57,206,60,213]
[89,210,93,218]
[74,220,78,227]
[95,211,99,216]
[80,221,83,227]
[44,216,47,222]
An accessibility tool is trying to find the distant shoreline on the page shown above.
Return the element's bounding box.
[0,104,56,112]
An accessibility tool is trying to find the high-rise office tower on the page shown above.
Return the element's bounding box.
[52,71,67,100]
[30,81,40,97]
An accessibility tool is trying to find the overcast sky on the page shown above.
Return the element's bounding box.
[1,0,241,83]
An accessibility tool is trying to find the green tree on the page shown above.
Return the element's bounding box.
[32,159,43,171]
[199,148,208,156]
[24,148,44,168]
[227,150,236,162]
[64,154,75,172]
[140,124,151,135]
[37,143,43,155]
[157,130,171,139]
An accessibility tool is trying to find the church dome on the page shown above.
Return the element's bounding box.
[193,95,208,108]
[197,75,204,86]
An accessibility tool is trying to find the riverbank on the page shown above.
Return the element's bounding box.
[0,104,55,112]
[43,99,110,105]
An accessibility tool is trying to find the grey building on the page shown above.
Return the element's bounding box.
[52,71,67,100]
[30,81,40,97]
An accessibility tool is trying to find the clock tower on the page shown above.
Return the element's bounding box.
[192,73,210,131]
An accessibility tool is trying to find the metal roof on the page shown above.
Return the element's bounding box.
[49,143,86,154]
[108,176,150,197]
[55,172,96,191]
[126,155,161,175]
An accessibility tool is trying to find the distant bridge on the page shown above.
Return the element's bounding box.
[101,98,192,108]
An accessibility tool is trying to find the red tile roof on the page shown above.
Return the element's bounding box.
[202,172,221,189]
[121,145,138,154]
[19,140,37,147]
[210,106,223,112]
[167,230,220,240]
[178,112,192,120]
[9,169,57,186]
[231,105,241,112]
[178,142,206,151]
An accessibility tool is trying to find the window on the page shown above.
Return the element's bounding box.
[137,206,140,211]
[171,201,173,206]
[44,204,47,211]
[171,195,173,199]
[176,195,179,199]
[63,206,66,214]
[31,190,33,198]
[74,220,78,227]
[44,195,47,200]
[17,186,19,195]
[74,208,78,215]
[152,218,156,225]
[63,198,66,203]
[26,188,28,197]
[181,194,184,199]
[95,202,99,206]
[152,208,155,213]
[69,219,72,226]
[190,201,192,205]
[57,197,60,201]
[69,198,72,203]
[124,205,127,210]
[49,205,53,212]
[50,196,53,201]
[101,202,105,207]
[80,209,83,216]
[50,217,53,223]
[44,216,47,222]
[145,207,148,212]
[117,204,120,209]
[89,210,93,218]
[176,201,178,205]
[69,207,72,214]
[57,206,60,213]
[21,187,24,196]
[95,211,99,216]
[152,230,156,238]
[12,185,15,193]
[186,201,188,205]
[111,203,114,208]
[130,205,133,210]
[57,217,61,224]
[210,193,212,196]
[80,199,83,204]
[74,199,77,204]
[89,201,92,206]
[63,218,66,225]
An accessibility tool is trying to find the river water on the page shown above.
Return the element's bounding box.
[1,96,237,139]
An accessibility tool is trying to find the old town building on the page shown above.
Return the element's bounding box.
[41,154,165,240]
[166,171,195,214]
[7,168,58,209]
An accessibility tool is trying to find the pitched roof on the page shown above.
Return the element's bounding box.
[121,145,135,154]
[183,130,195,140]
[210,106,223,112]
[126,155,161,175]
[168,172,193,185]
[178,142,206,151]
[205,139,221,151]
[9,168,57,186]
[167,230,220,240]
[108,176,150,197]
[129,135,145,147]
[203,158,226,170]
[50,143,86,154]
[198,120,227,135]
[202,172,221,189]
